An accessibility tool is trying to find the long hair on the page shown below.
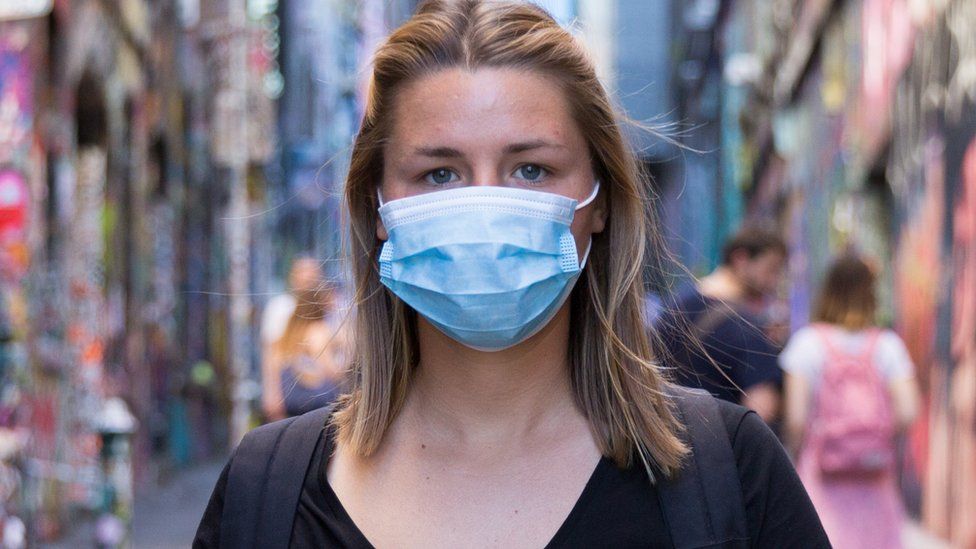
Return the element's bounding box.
[273,288,330,362]
[813,254,878,331]
[333,0,688,477]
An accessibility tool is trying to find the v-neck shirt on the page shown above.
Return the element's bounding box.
[283,400,828,548]
[293,431,666,547]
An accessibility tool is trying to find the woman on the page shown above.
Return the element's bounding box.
[196,1,827,547]
[262,282,348,420]
[781,254,919,548]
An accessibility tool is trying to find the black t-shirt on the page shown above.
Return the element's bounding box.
[194,400,829,548]
[656,289,782,404]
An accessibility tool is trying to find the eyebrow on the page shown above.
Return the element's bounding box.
[505,139,567,154]
[413,146,463,158]
[412,140,566,158]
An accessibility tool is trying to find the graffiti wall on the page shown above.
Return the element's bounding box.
[888,2,976,544]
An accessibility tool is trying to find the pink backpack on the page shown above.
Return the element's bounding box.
[811,325,895,476]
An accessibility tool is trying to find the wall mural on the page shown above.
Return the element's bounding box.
[945,138,976,547]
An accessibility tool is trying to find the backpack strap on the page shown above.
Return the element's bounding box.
[860,328,882,361]
[220,405,333,548]
[659,387,749,549]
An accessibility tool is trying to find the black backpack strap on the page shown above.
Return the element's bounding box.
[220,406,333,548]
[658,387,749,549]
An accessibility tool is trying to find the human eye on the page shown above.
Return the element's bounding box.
[513,164,549,183]
[423,168,460,186]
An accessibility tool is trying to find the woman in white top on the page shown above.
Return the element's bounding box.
[781,253,920,548]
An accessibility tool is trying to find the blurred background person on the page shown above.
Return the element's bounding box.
[656,227,787,424]
[781,253,920,548]
[260,257,323,348]
[261,274,348,422]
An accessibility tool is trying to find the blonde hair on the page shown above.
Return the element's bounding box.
[273,287,330,362]
[333,0,687,477]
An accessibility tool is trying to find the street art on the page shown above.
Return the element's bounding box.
[0,170,28,281]
[0,26,33,165]
[945,138,976,547]
[945,1,976,122]
[893,132,947,526]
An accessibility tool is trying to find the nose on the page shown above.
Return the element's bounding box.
[469,162,506,187]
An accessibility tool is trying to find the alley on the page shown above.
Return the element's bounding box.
[1,0,974,546]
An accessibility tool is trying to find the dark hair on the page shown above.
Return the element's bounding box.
[813,254,877,330]
[721,227,788,266]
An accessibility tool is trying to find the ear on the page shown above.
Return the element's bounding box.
[588,189,608,234]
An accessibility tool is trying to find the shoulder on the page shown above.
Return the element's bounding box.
[713,399,778,459]
[666,389,829,546]
[787,324,822,342]
[876,328,907,349]
[782,326,826,354]
[669,387,762,466]
[668,287,707,315]
[232,407,334,468]
[780,326,827,375]
[691,394,776,458]
[708,399,831,546]
[229,416,304,475]
[874,329,915,379]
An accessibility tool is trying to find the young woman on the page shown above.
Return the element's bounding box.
[195,1,828,547]
[781,254,920,548]
[261,282,348,421]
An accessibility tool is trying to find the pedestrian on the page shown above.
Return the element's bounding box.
[260,257,322,348]
[194,1,828,547]
[656,227,788,423]
[261,280,349,422]
[780,253,920,548]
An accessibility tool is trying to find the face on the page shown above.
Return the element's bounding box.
[733,249,786,299]
[289,259,322,293]
[377,67,607,258]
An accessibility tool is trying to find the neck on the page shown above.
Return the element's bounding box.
[698,267,745,302]
[403,304,579,448]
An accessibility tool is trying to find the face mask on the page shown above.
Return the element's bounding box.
[377,183,600,351]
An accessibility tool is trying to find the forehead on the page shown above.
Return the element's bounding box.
[386,67,582,151]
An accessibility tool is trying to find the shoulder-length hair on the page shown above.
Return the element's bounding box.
[333,0,687,477]
[274,288,329,362]
[813,254,878,331]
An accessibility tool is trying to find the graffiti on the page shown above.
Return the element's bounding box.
[0,24,32,165]
[0,170,28,283]
[860,0,916,158]
[945,1,976,122]
[945,139,976,546]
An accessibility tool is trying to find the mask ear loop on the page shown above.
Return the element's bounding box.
[576,182,600,268]
[575,182,601,211]
[377,189,386,208]
[580,239,593,268]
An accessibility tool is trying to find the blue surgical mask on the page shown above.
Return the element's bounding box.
[378,183,600,351]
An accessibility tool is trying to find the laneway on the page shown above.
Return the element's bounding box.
[40,460,224,549]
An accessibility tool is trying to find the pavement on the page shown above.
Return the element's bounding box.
[128,460,225,548]
[39,459,225,549]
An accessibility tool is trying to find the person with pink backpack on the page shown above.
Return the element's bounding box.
[781,254,920,548]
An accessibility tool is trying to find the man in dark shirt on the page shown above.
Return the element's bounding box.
[657,227,788,423]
